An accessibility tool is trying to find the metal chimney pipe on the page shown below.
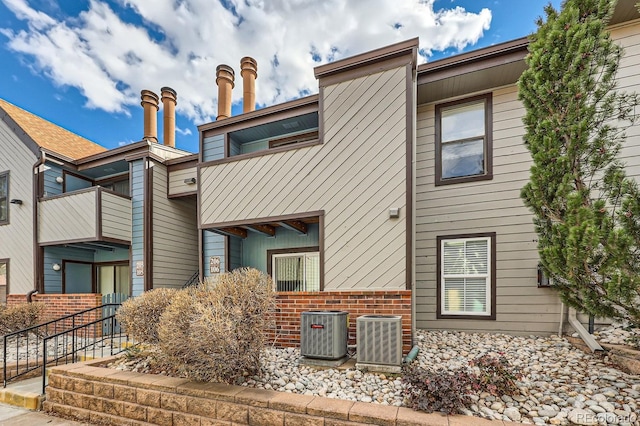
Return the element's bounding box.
[240,57,258,113]
[161,87,177,148]
[140,90,159,143]
[216,65,235,120]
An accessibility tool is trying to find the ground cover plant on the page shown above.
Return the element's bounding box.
[0,302,45,334]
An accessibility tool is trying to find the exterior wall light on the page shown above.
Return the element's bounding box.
[184,178,196,185]
[10,199,23,205]
[55,176,64,184]
[52,263,61,271]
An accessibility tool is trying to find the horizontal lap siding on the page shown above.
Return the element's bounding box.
[415,85,562,335]
[151,162,199,288]
[0,119,36,294]
[100,192,131,242]
[39,190,97,243]
[168,167,197,196]
[414,22,640,335]
[200,66,408,290]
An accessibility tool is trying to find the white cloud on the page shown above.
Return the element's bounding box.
[176,126,192,136]
[1,0,491,123]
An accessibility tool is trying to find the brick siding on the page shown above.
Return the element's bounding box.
[272,290,412,354]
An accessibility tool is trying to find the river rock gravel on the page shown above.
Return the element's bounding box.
[109,330,640,425]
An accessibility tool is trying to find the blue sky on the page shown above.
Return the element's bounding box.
[0,0,561,154]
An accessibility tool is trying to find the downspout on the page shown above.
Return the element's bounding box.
[568,306,603,352]
[31,150,46,300]
[558,302,564,337]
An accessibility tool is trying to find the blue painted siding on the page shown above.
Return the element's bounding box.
[43,246,93,293]
[203,230,225,277]
[202,135,225,162]
[241,224,319,273]
[65,174,92,192]
[130,160,145,296]
[43,162,63,197]
[94,247,129,263]
[229,235,242,271]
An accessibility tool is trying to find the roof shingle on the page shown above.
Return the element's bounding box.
[0,98,106,160]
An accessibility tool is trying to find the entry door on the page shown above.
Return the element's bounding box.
[96,264,131,296]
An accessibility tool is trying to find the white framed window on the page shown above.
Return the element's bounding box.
[435,94,492,185]
[438,234,495,318]
[271,251,320,292]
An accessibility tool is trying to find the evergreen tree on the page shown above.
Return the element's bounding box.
[518,0,640,324]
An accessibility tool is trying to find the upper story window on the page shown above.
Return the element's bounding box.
[101,179,130,197]
[435,94,492,185]
[0,171,8,225]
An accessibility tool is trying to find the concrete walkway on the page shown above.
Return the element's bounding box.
[0,402,87,425]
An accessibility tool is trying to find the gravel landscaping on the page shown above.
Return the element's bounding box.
[109,329,640,425]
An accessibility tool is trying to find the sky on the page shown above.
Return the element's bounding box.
[0,0,562,154]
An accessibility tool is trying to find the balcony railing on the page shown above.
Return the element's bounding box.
[38,187,132,245]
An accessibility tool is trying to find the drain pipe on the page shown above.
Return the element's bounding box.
[558,302,564,337]
[31,151,46,298]
[568,307,603,352]
[27,290,38,303]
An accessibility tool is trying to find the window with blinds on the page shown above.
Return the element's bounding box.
[441,237,491,316]
[272,252,320,292]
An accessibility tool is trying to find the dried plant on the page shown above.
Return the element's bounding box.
[0,302,45,334]
[116,288,177,344]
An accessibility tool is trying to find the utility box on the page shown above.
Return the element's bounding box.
[300,311,348,360]
[356,315,403,367]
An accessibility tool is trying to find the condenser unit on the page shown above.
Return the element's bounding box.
[356,315,402,366]
[300,311,348,360]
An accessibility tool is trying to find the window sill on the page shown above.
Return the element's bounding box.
[437,312,495,320]
[435,172,493,186]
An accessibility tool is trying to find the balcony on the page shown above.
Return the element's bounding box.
[38,187,132,245]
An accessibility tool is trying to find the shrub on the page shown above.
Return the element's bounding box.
[0,302,45,334]
[402,364,475,415]
[157,268,275,383]
[470,354,521,396]
[403,355,522,415]
[116,288,177,344]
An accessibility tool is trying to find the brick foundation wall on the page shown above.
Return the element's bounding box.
[7,293,103,332]
[272,290,412,354]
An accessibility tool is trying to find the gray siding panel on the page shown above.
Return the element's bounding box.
[0,119,37,294]
[414,22,640,335]
[38,190,97,243]
[100,192,132,242]
[151,162,199,288]
[200,65,409,290]
[168,167,197,196]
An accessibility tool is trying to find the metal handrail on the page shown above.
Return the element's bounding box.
[41,312,131,394]
[2,303,121,388]
[182,271,200,288]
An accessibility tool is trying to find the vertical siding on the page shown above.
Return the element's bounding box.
[38,189,97,243]
[0,119,36,294]
[167,167,197,196]
[100,192,132,242]
[203,230,225,277]
[43,246,93,293]
[242,224,319,272]
[200,65,409,290]
[43,162,62,197]
[130,160,144,296]
[151,162,199,288]
[202,134,225,162]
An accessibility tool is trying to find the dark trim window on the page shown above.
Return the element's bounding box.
[0,171,8,225]
[437,232,496,320]
[435,94,492,185]
[267,246,320,292]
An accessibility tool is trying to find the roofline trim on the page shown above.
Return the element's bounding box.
[0,105,42,158]
[314,38,419,80]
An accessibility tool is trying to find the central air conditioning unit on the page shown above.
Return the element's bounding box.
[357,315,403,367]
[300,311,348,360]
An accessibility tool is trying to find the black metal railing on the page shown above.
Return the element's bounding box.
[182,271,200,288]
[2,303,127,389]
[41,312,131,394]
